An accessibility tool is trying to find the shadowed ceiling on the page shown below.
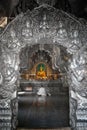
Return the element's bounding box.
[0,0,87,20]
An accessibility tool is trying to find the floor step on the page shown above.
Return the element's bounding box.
[18,127,71,130]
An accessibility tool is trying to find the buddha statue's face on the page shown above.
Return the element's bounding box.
[40,65,43,72]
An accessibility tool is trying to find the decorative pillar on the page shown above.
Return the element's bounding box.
[0,43,19,130]
[68,45,87,130]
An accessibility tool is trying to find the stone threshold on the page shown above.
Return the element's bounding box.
[17,127,71,130]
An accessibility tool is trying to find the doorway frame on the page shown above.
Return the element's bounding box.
[0,4,87,130]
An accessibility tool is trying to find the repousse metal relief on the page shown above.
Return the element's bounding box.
[0,4,87,130]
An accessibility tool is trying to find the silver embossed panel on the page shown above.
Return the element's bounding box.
[0,4,87,130]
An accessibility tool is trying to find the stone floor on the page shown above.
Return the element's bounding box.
[18,127,71,130]
[18,93,69,128]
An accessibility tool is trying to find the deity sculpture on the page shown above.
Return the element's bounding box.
[36,65,47,79]
[40,14,49,30]
[67,30,82,54]
[57,21,67,39]
[39,14,49,38]
[69,45,87,91]
[22,21,33,41]
[8,29,21,51]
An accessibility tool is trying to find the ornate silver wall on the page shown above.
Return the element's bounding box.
[0,4,87,130]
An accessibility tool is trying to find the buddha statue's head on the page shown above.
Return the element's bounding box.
[40,65,43,72]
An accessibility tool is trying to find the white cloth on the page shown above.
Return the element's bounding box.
[37,87,46,96]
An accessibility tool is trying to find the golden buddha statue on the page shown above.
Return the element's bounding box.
[37,65,47,79]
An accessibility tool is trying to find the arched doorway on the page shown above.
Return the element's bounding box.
[18,44,70,128]
[0,4,87,130]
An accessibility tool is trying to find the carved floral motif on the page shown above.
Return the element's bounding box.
[0,4,87,130]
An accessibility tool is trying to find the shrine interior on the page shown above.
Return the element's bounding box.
[0,0,87,130]
[18,44,70,128]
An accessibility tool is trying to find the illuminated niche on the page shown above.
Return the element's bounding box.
[21,61,61,81]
